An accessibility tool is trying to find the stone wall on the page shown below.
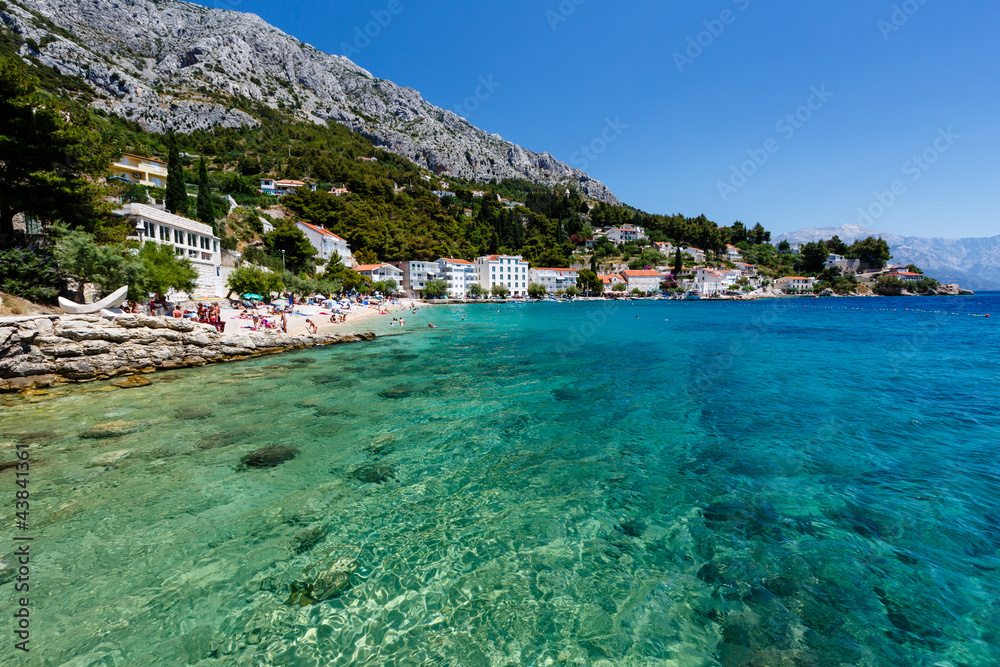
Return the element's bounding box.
[0,314,375,393]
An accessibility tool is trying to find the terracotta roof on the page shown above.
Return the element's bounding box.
[889,271,923,277]
[275,179,306,186]
[622,270,663,277]
[780,276,810,280]
[297,221,347,242]
[354,264,395,272]
[533,268,578,273]
[439,258,473,265]
[119,153,167,165]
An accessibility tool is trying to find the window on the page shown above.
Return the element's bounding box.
[188,249,197,258]
[175,247,184,256]
[160,227,170,241]
[213,240,218,252]
[188,233,196,247]
[175,230,183,244]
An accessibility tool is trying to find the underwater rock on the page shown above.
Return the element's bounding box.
[292,524,328,554]
[290,357,317,365]
[287,550,359,606]
[239,445,298,469]
[80,420,138,439]
[364,437,396,458]
[379,386,413,400]
[352,464,396,484]
[0,460,19,473]
[617,519,647,537]
[110,375,152,389]
[87,449,132,467]
[175,407,214,420]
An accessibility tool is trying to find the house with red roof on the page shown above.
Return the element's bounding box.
[475,254,530,296]
[621,269,667,294]
[295,222,353,265]
[435,258,477,297]
[529,267,579,294]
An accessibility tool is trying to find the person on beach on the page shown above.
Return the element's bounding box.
[172,305,183,318]
[281,311,288,333]
[251,307,261,330]
[306,318,318,334]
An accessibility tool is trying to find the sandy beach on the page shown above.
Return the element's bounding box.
[210,297,427,336]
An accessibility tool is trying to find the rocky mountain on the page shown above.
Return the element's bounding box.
[775,224,1000,290]
[0,0,620,204]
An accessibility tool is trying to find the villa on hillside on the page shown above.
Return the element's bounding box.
[884,270,924,283]
[606,224,646,244]
[529,268,579,294]
[110,154,168,188]
[680,246,706,263]
[653,241,675,256]
[119,203,229,297]
[824,254,862,273]
[295,222,353,265]
[725,244,743,261]
[260,179,316,197]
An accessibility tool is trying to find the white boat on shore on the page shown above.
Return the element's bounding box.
[684,290,701,301]
[58,286,129,314]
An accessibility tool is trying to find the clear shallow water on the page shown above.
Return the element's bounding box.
[2,296,999,666]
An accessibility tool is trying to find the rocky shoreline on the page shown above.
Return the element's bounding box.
[0,313,376,393]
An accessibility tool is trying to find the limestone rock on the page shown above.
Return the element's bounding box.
[819,288,835,297]
[110,375,152,389]
[6,0,620,204]
[288,550,359,606]
[239,445,298,469]
[81,420,138,439]
[87,449,132,467]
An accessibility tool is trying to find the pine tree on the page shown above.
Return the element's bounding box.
[196,156,214,229]
[164,135,187,216]
[673,248,683,276]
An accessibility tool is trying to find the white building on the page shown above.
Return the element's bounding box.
[620,270,666,294]
[260,179,314,197]
[599,274,626,294]
[680,247,706,263]
[725,244,743,261]
[529,268,579,294]
[436,258,477,297]
[653,241,675,256]
[606,224,646,244]
[353,263,404,287]
[824,254,862,273]
[122,203,225,297]
[391,261,441,297]
[475,254,530,296]
[775,276,816,293]
[296,222,353,265]
[884,270,923,283]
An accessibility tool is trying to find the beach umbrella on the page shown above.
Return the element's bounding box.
[242,293,263,300]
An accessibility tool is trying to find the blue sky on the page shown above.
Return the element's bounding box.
[193,0,998,239]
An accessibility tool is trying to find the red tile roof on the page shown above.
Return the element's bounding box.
[439,258,473,265]
[354,264,394,272]
[297,221,346,241]
[622,270,663,277]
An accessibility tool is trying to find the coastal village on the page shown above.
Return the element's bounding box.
[79,153,959,303]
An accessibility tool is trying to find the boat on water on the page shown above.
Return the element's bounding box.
[684,290,701,301]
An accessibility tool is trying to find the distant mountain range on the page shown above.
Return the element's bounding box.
[775,224,1000,290]
[1,0,619,203]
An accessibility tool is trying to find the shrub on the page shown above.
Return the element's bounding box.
[0,246,62,303]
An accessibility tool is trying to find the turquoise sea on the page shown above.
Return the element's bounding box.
[2,296,999,666]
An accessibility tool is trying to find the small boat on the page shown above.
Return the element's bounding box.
[58,286,129,314]
[684,290,701,301]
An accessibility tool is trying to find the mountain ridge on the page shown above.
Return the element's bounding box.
[0,0,621,204]
[775,224,1000,290]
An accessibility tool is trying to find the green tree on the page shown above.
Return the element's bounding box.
[164,135,188,216]
[226,265,284,300]
[373,279,398,293]
[137,242,198,300]
[467,283,485,298]
[577,269,602,295]
[799,241,828,274]
[53,228,136,301]
[196,156,214,229]
[672,248,684,276]
[565,286,580,297]
[491,284,510,298]
[422,279,447,299]
[263,222,316,274]
[0,246,63,303]
[847,236,891,270]
[777,240,791,253]
[528,283,547,298]
[612,283,626,292]
[0,57,118,243]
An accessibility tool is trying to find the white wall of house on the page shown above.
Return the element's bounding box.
[476,255,530,296]
[436,259,477,297]
[529,268,579,293]
[125,203,223,297]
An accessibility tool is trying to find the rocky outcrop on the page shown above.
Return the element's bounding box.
[2,0,620,204]
[0,314,375,392]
